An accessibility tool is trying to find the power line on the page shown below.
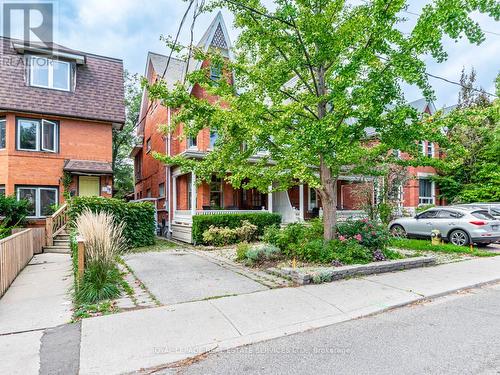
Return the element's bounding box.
[134,0,196,132]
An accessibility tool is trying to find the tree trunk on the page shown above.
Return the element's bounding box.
[319,158,338,240]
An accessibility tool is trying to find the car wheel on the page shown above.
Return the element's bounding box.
[449,229,470,246]
[390,224,407,238]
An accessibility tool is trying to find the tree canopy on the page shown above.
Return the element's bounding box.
[148,0,500,238]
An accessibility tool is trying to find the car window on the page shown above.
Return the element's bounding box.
[417,210,438,219]
[472,210,495,220]
[437,210,463,219]
[490,208,500,216]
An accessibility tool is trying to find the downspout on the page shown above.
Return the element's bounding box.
[167,106,172,237]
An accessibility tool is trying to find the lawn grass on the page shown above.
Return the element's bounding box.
[389,238,498,257]
[129,238,181,253]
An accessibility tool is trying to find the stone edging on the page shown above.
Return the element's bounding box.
[267,256,437,285]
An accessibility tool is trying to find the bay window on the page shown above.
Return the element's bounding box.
[209,176,223,208]
[29,56,71,91]
[0,119,5,149]
[17,118,58,152]
[427,142,435,158]
[16,186,58,218]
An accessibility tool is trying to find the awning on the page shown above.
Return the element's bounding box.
[63,160,113,175]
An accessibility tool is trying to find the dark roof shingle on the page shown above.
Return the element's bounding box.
[63,159,113,175]
[0,37,125,124]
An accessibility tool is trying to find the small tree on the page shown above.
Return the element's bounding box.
[112,71,142,199]
[434,73,499,203]
[148,0,499,239]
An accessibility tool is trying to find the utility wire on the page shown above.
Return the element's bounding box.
[134,0,196,132]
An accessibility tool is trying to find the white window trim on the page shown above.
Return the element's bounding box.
[29,56,71,92]
[427,142,435,158]
[419,141,426,156]
[16,118,58,153]
[17,119,40,152]
[187,135,198,150]
[308,187,318,211]
[418,178,435,205]
[0,119,5,149]
[16,186,58,218]
[41,119,57,152]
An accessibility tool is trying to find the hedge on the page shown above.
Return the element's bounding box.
[192,212,282,245]
[68,197,156,248]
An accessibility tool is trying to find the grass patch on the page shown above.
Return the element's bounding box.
[389,238,497,257]
[129,239,180,253]
[72,301,117,321]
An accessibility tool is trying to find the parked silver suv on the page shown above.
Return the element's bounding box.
[389,206,500,246]
[452,203,500,219]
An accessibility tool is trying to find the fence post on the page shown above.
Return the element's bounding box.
[77,237,85,281]
[45,217,53,247]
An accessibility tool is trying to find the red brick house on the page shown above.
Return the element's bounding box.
[132,13,443,242]
[0,37,125,222]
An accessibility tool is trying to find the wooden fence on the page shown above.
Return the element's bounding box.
[0,229,34,298]
[12,227,45,254]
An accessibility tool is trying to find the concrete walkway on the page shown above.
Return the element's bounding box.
[0,253,73,375]
[79,255,500,375]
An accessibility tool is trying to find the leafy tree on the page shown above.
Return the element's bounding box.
[113,71,142,199]
[148,0,499,239]
[434,72,499,203]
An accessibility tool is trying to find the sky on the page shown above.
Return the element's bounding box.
[2,0,499,108]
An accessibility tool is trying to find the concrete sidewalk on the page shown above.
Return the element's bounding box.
[0,253,73,375]
[80,256,500,375]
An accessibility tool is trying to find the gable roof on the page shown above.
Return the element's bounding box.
[0,37,125,124]
[137,12,232,134]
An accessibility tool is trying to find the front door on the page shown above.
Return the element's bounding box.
[79,176,100,197]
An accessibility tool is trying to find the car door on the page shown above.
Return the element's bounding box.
[411,210,439,237]
[435,209,464,237]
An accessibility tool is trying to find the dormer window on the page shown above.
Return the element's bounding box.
[29,56,71,91]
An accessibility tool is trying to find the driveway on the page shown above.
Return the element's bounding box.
[123,250,268,305]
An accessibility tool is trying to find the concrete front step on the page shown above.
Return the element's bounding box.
[54,240,70,246]
[43,246,71,254]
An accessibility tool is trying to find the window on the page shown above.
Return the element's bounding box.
[209,130,218,149]
[417,210,438,219]
[146,138,152,153]
[188,135,197,149]
[0,185,5,196]
[210,64,222,81]
[418,179,434,205]
[209,176,223,208]
[427,142,434,158]
[29,56,71,91]
[0,119,5,149]
[472,211,495,221]
[187,174,193,210]
[418,141,425,155]
[308,187,318,210]
[16,186,58,218]
[146,189,151,198]
[437,210,463,219]
[17,118,58,152]
[159,183,165,198]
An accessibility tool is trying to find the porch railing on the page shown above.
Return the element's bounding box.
[45,203,68,247]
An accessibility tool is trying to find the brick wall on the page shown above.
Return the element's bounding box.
[0,112,113,202]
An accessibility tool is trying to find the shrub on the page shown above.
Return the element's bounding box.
[337,219,390,251]
[236,242,250,261]
[192,212,281,245]
[202,225,237,246]
[242,243,281,265]
[75,261,122,304]
[234,220,258,242]
[327,240,373,264]
[68,196,155,248]
[0,194,29,228]
[263,219,323,258]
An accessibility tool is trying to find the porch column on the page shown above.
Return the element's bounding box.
[299,184,305,221]
[268,185,273,213]
[190,172,197,216]
[172,176,177,219]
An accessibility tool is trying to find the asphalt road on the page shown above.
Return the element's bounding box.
[172,283,500,375]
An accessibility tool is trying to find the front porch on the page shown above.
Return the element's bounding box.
[170,170,371,243]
